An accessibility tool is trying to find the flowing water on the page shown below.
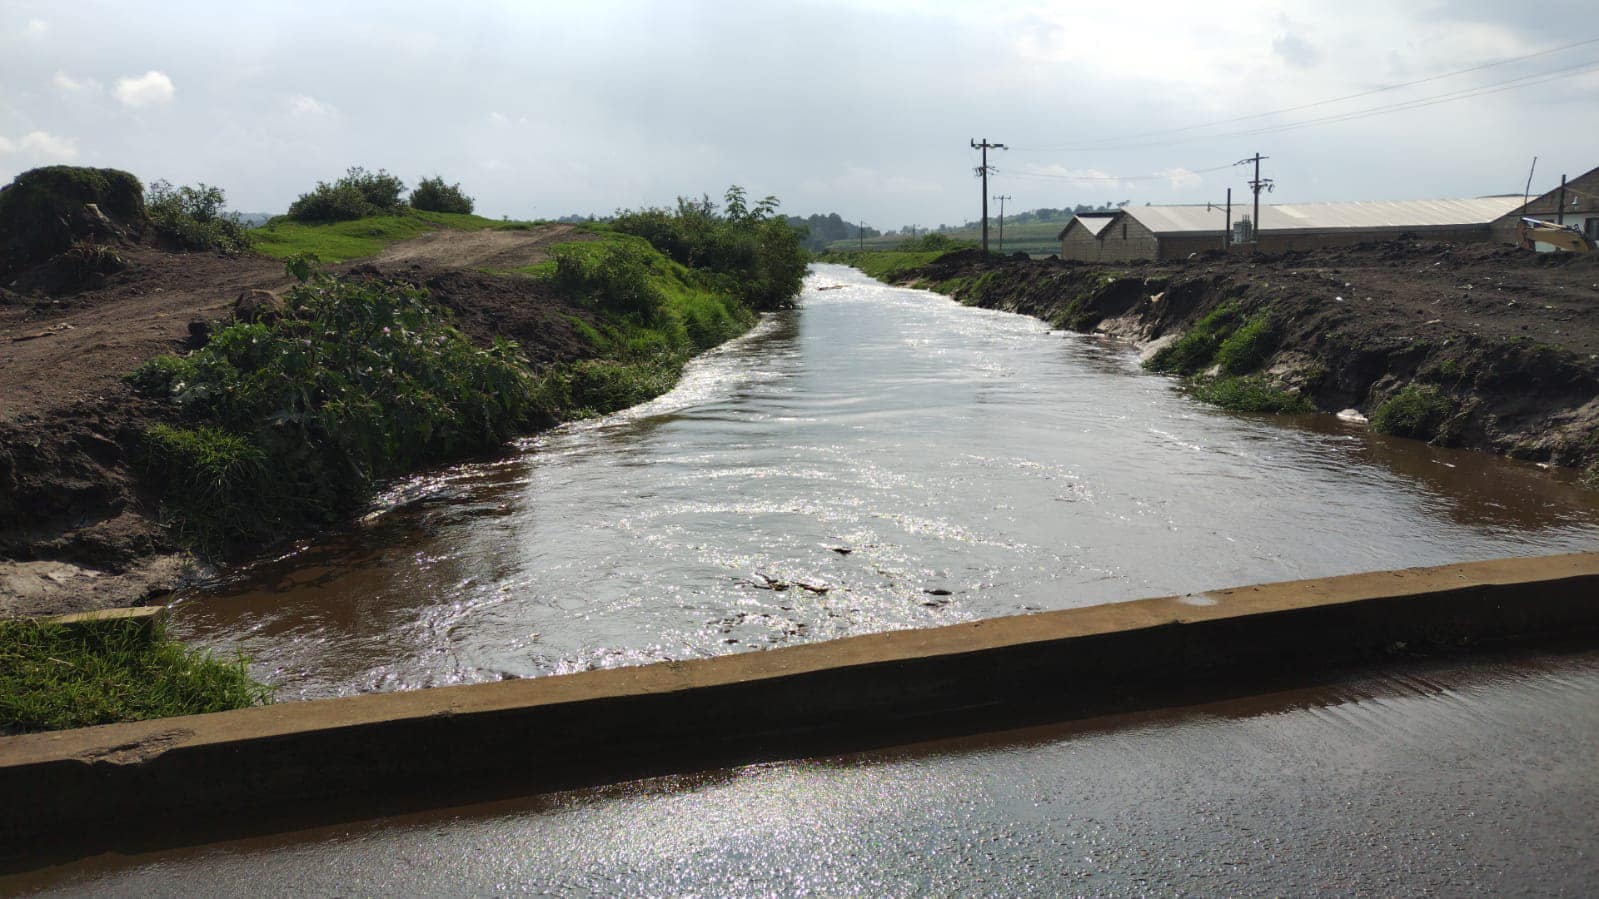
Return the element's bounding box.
[171,264,1599,699]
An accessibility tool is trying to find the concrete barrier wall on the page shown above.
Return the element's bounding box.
[3,552,1598,861]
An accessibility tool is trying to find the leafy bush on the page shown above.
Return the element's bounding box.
[147,179,253,253]
[1190,376,1312,414]
[895,232,971,253]
[1,616,270,735]
[1371,385,1458,442]
[410,176,474,214]
[1146,303,1243,375]
[287,167,408,222]
[129,262,535,550]
[553,240,666,319]
[612,186,807,311]
[1214,312,1279,375]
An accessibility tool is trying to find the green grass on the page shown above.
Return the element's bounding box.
[819,249,956,282]
[251,208,540,262]
[1371,384,1459,443]
[1,616,271,735]
[1146,303,1245,375]
[1214,312,1279,375]
[1189,375,1312,414]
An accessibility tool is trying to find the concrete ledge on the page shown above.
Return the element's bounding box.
[3,552,1599,861]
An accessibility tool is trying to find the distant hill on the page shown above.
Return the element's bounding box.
[786,213,879,252]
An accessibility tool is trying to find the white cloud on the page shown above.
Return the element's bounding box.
[54,71,102,94]
[22,18,48,40]
[0,131,80,160]
[114,70,175,108]
[801,164,944,197]
[1158,167,1203,189]
[288,94,337,117]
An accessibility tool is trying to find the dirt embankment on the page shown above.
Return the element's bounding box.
[898,241,1599,472]
[1,227,598,617]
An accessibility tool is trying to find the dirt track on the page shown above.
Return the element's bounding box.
[0,224,592,617]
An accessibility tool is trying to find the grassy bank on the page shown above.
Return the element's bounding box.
[251,208,539,262]
[130,191,801,555]
[1,615,270,735]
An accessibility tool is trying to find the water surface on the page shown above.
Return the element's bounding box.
[172,264,1599,698]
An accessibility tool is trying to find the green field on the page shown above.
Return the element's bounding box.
[826,219,1065,256]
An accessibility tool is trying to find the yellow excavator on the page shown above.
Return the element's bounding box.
[1517,217,1597,254]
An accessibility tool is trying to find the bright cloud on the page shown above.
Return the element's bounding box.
[53,71,101,94]
[288,95,337,117]
[0,131,80,160]
[22,18,48,40]
[113,70,175,108]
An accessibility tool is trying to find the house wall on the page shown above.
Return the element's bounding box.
[1095,215,1160,262]
[1059,224,1103,261]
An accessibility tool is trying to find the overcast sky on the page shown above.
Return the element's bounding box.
[2,1,1595,227]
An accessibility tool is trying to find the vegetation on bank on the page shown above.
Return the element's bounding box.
[147,179,254,253]
[130,186,803,553]
[1,616,270,735]
[1371,384,1463,444]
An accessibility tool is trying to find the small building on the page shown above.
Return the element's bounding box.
[1490,165,1599,249]
[1058,196,1526,262]
[1055,213,1118,262]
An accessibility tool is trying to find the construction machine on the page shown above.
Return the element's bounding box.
[1517,217,1597,254]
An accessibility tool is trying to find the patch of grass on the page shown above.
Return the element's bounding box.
[1146,302,1244,375]
[1190,376,1313,414]
[251,209,539,262]
[1214,312,1279,375]
[0,616,271,735]
[1370,384,1458,442]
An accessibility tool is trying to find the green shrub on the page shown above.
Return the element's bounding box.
[612,186,807,311]
[410,176,474,214]
[554,240,666,319]
[147,179,253,253]
[895,232,972,253]
[0,166,146,274]
[1147,303,1244,375]
[1214,312,1279,375]
[287,167,408,222]
[1370,385,1457,441]
[129,263,535,550]
[1190,376,1312,414]
[0,617,271,735]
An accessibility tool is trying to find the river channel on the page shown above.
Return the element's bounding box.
[172,264,1599,699]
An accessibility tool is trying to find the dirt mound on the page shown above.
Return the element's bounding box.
[368,224,594,271]
[0,166,148,280]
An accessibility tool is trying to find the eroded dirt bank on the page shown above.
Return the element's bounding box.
[895,241,1599,475]
[0,231,599,617]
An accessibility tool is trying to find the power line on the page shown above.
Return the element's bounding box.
[999,162,1237,183]
[1012,35,1599,153]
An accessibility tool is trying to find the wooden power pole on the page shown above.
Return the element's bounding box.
[992,195,1011,254]
[1235,153,1272,245]
[971,138,1007,254]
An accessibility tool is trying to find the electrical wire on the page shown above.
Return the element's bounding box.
[1012,35,1599,153]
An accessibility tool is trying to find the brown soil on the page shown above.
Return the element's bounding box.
[1,226,597,617]
[367,223,594,271]
[906,240,1599,469]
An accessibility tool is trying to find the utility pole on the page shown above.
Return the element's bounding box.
[859,221,866,251]
[1225,187,1232,250]
[992,194,1011,254]
[971,138,1007,254]
[1557,175,1567,225]
[1235,153,1273,245]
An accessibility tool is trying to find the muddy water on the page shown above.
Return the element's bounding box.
[171,264,1599,698]
[15,646,1599,894]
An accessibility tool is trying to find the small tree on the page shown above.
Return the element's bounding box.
[410,176,474,214]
